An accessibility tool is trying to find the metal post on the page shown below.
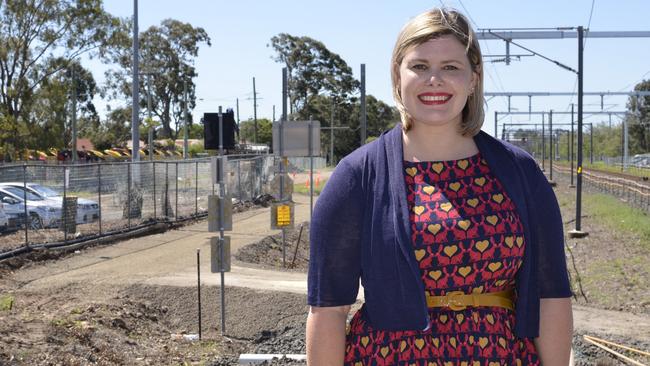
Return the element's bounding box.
[131,0,140,163]
[330,100,335,166]
[549,111,554,183]
[573,25,587,236]
[218,106,226,335]
[494,111,498,138]
[175,162,178,220]
[195,161,198,216]
[197,248,202,340]
[22,165,28,244]
[237,160,242,202]
[280,68,287,268]
[590,124,594,164]
[71,67,77,164]
[147,74,154,161]
[152,162,156,219]
[571,103,575,186]
[165,163,169,217]
[360,64,367,145]
[309,121,314,221]
[127,164,131,228]
[63,166,68,242]
[541,113,546,171]
[98,164,102,235]
[183,80,189,159]
[253,77,258,143]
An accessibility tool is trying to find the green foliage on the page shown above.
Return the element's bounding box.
[104,19,211,140]
[624,79,650,154]
[239,118,272,146]
[293,177,329,195]
[269,33,359,115]
[188,142,205,157]
[582,193,650,250]
[0,0,121,153]
[89,107,132,150]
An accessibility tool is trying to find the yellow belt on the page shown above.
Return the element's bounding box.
[425,289,515,311]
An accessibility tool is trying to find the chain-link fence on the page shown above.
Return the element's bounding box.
[0,155,273,255]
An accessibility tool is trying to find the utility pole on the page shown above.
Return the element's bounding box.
[131,0,140,163]
[147,74,153,161]
[71,66,77,163]
[272,105,276,122]
[183,80,189,159]
[360,64,367,145]
[573,25,587,237]
[253,77,258,143]
[570,103,575,187]
[330,100,335,166]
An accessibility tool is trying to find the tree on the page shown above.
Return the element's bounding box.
[269,33,359,115]
[624,79,650,154]
[104,19,211,140]
[90,106,131,151]
[0,0,121,156]
[239,118,272,146]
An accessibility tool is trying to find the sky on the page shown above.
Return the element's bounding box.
[92,0,650,137]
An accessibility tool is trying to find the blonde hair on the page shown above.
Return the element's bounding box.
[391,8,484,136]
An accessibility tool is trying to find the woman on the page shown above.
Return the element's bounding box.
[307,8,573,366]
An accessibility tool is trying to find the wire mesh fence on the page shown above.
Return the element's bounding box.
[0,155,273,254]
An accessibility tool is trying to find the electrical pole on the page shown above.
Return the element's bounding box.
[253,77,258,143]
[573,26,587,237]
[330,100,335,166]
[360,64,367,145]
[131,0,140,163]
[71,66,77,163]
[183,80,189,159]
[147,74,153,161]
[570,103,575,187]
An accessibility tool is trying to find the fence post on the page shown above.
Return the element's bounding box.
[153,161,156,220]
[175,161,179,220]
[237,160,242,202]
[98,164,102,236]
[128,163,131,228]
[23,164,28,246]
[195,161,198,216]
[63,165,68,243]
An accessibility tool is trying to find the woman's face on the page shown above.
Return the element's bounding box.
[399,35,477,131]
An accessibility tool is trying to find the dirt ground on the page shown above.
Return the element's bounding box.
[1,171,649,365]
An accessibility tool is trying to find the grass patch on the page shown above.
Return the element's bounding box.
[293,177,329,195]
[0,295,14,311]
[555,160,650,179]
[582,192,650,249]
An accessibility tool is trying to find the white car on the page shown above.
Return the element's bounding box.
[0,186,62,229]
[0,183,99,224]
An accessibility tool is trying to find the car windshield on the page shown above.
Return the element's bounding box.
[1,186,43,201]
[30,184,61,197]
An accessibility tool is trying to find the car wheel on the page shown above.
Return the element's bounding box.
[29,214,43,230]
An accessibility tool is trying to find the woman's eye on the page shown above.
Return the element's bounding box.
[411,64,428,71]
[443,65,459,70]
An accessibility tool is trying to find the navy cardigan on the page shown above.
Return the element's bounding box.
[307,124,572,338]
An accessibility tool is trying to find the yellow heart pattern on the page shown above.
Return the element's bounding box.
[414,338,425,350]
[428,270,442,280]
[488,262,502,272]
[439,202,453,212]
[516,236,524,247]
[449,182,461,192]
[399,340,407,352]
[443,245,458,257]
[413,206,425,215]
[414,249,426,261]
[474,177,486,186]
[505,236,515,248]
[431,162,444,173]
[486,215,499,226]
[455,313,465,324]
[361,336,369,347]
[457,159,469,170]
[458,266,472,278]
[380,346,390,358]
[427,223,441,235]
[466,198,479,208]
[492,193,504,203]
[478,337,489,349]
[405,167,417,177]
[422,185,435,195]
[449,337,457,348]
[457,220,471,231]
[475,240,489,252]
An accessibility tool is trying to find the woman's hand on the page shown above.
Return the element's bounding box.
[306,305,351,366]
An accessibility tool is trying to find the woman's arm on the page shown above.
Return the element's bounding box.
[306,305,351,366]
[534,297,573,366]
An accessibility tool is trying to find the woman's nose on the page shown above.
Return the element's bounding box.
[427,70,443,86]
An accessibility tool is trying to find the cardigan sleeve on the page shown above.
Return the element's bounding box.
[529,168,573,298]
[307,159,364,307]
